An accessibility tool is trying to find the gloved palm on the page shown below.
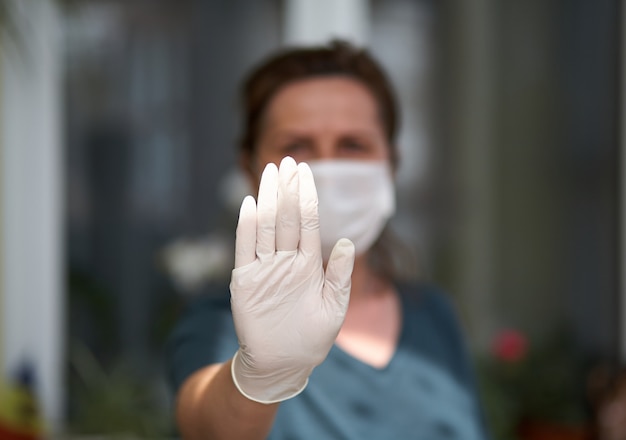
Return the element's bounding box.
[230,156,355,404]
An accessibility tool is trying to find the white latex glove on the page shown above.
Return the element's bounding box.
[230,156,355,404]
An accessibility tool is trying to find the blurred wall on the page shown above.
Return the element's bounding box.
[0,0,64,430]
[434,0,619,357]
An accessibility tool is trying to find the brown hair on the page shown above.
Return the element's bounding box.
[239,39,400,170]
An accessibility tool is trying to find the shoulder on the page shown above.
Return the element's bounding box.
[168,284,231,337]
[397,282,471,371]
[168,282,232,338]
[164,283,237,392]
[397,282,491,438]
[398,282,463,329]
[180,284,231,317]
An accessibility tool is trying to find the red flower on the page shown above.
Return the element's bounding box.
[492,329,528,363]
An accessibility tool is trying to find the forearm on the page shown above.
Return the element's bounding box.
[176,359,279,440]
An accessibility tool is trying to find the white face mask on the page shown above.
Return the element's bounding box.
[308,160,396,261]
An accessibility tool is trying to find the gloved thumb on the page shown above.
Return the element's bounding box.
[323,238,355,309]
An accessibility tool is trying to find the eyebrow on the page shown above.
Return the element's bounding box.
[266,128,382,140]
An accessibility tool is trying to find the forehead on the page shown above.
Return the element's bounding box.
[263,76,381,125]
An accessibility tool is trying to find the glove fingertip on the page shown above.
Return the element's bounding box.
[235,195,258,268]
[329,238,355,265]
[240,194,257,212]
[325,238,355,302]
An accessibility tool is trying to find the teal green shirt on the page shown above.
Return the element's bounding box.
[166,283,488,439]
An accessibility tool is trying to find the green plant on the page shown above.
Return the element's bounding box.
[477,329,589,440]
[66,342,173,438]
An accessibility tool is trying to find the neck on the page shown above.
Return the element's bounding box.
[349,253,392,301]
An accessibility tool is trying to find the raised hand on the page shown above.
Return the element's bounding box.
[230,156,355,404]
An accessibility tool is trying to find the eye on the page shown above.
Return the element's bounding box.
[281,139,311,155]
[339,137,370,153]
[275,138,314,162]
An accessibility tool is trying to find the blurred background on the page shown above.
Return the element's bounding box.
[0,0,621,438]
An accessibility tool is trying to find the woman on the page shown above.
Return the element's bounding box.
[166,40,488,439]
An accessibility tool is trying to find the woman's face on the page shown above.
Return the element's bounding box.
[249,76,390,182]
